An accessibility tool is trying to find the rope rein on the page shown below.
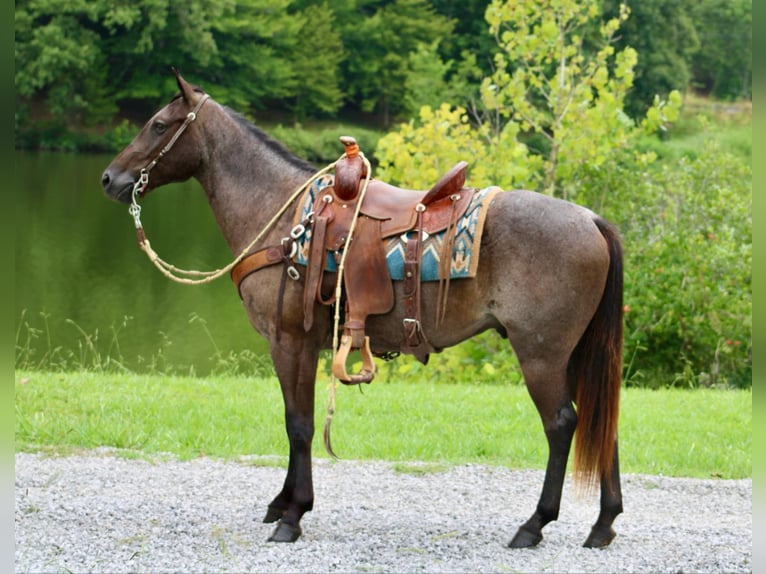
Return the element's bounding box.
[324,156,372,453]
[128,92,341,285]
[127,97,373,459]
[130,159,338,285]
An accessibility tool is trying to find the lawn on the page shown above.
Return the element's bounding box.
[15,370,751,479]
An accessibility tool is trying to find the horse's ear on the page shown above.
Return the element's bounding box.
[172,67,197,103]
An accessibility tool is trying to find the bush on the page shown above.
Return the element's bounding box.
[582,138,751,388]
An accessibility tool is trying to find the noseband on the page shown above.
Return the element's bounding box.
[129,94,210,229]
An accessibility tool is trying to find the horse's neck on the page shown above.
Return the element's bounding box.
[196,110,315,255]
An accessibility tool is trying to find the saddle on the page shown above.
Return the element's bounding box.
[303,137,475,384]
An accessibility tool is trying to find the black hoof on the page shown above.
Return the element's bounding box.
[263,506,284,524]
[508,526,543,548]
[583,525,616,548]
[268,520,302,543]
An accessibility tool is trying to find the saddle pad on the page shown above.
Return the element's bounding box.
[293,175,502,281]
[385,185,501,281]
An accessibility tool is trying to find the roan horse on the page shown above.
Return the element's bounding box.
[101,71,623,548]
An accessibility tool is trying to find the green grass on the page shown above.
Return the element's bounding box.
[635,95,752,163]
[15,371,751,479]
[636,122,751,163]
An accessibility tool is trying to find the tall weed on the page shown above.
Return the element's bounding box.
[15,310,274,378]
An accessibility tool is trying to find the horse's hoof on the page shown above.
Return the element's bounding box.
[263,506,283,524]
[508,526,543,548]
[268,520,302,543]
[583,525,616,548]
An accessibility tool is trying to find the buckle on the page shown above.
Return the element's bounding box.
[291,224,306,239]
[281,237,298,259]
[400,230,429,244]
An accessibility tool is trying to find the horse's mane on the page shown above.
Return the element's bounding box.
[224,107,317,173]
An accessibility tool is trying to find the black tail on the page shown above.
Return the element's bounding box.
[569,217,623,489]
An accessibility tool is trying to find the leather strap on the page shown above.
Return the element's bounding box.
[230,246,285,298]
[303,213,330,332]
[402,207,429,356]
[436,194,462,325]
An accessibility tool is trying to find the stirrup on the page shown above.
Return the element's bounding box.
[332,335,376,384]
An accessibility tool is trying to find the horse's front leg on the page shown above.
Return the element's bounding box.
[263,333,320,543]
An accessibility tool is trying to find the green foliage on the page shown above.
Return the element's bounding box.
[691,0,752,100]
[267,123,383,165]
[401,42,454,119]
[482,0,682,198]
[603,0,700,117]
[375,1,750,390]
[15,0,116,125]
[15,0,751,147]
[376,103,541,190]
[380,332,525,386]
[337,0,454,123]
[101,120,141,152]
[288,4,346,119]
[617,142,751,389]
[567,114,751,389]
[207,0,309,111]
[378,0,681,200]
[428,0,498,78]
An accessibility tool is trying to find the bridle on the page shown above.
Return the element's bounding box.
[122,91,344,289]
[128,94,210,230]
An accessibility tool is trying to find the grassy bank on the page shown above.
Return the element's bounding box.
[15,371,751,479]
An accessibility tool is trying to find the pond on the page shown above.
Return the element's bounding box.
[15,151,269,375]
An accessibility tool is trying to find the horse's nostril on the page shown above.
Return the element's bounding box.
[101,171,111,189]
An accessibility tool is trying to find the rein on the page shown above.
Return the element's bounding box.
[127,94,338,286]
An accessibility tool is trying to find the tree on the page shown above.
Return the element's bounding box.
[376,103,540,191]
[15,0,235,123]
[376,0,680,200]
[206,0,305,111]
[15,0,116,125]
[691,0,751,100]
[288,4,346,119]
[401,41,455,118]
[429,0,498,76]
[603,0,699,117]
[335,0,453,124]
[483,0,679,198]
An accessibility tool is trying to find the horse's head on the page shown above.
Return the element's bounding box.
[101,69,209,204]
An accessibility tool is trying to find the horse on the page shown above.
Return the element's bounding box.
[101,70,624,548]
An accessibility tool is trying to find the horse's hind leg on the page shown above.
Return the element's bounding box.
[509,359,576,548]
[583,440,623,548]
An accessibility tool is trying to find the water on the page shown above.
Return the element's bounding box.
[15,152,269,374]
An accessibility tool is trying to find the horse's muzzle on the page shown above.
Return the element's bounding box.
[101,167,136,204]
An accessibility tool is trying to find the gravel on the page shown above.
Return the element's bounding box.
[15,450,751,573]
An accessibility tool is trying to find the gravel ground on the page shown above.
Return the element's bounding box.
[15,450,751,573]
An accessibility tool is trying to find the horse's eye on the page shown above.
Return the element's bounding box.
[153,121,168,135]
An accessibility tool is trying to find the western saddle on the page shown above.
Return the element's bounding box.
[232,136,475,384]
